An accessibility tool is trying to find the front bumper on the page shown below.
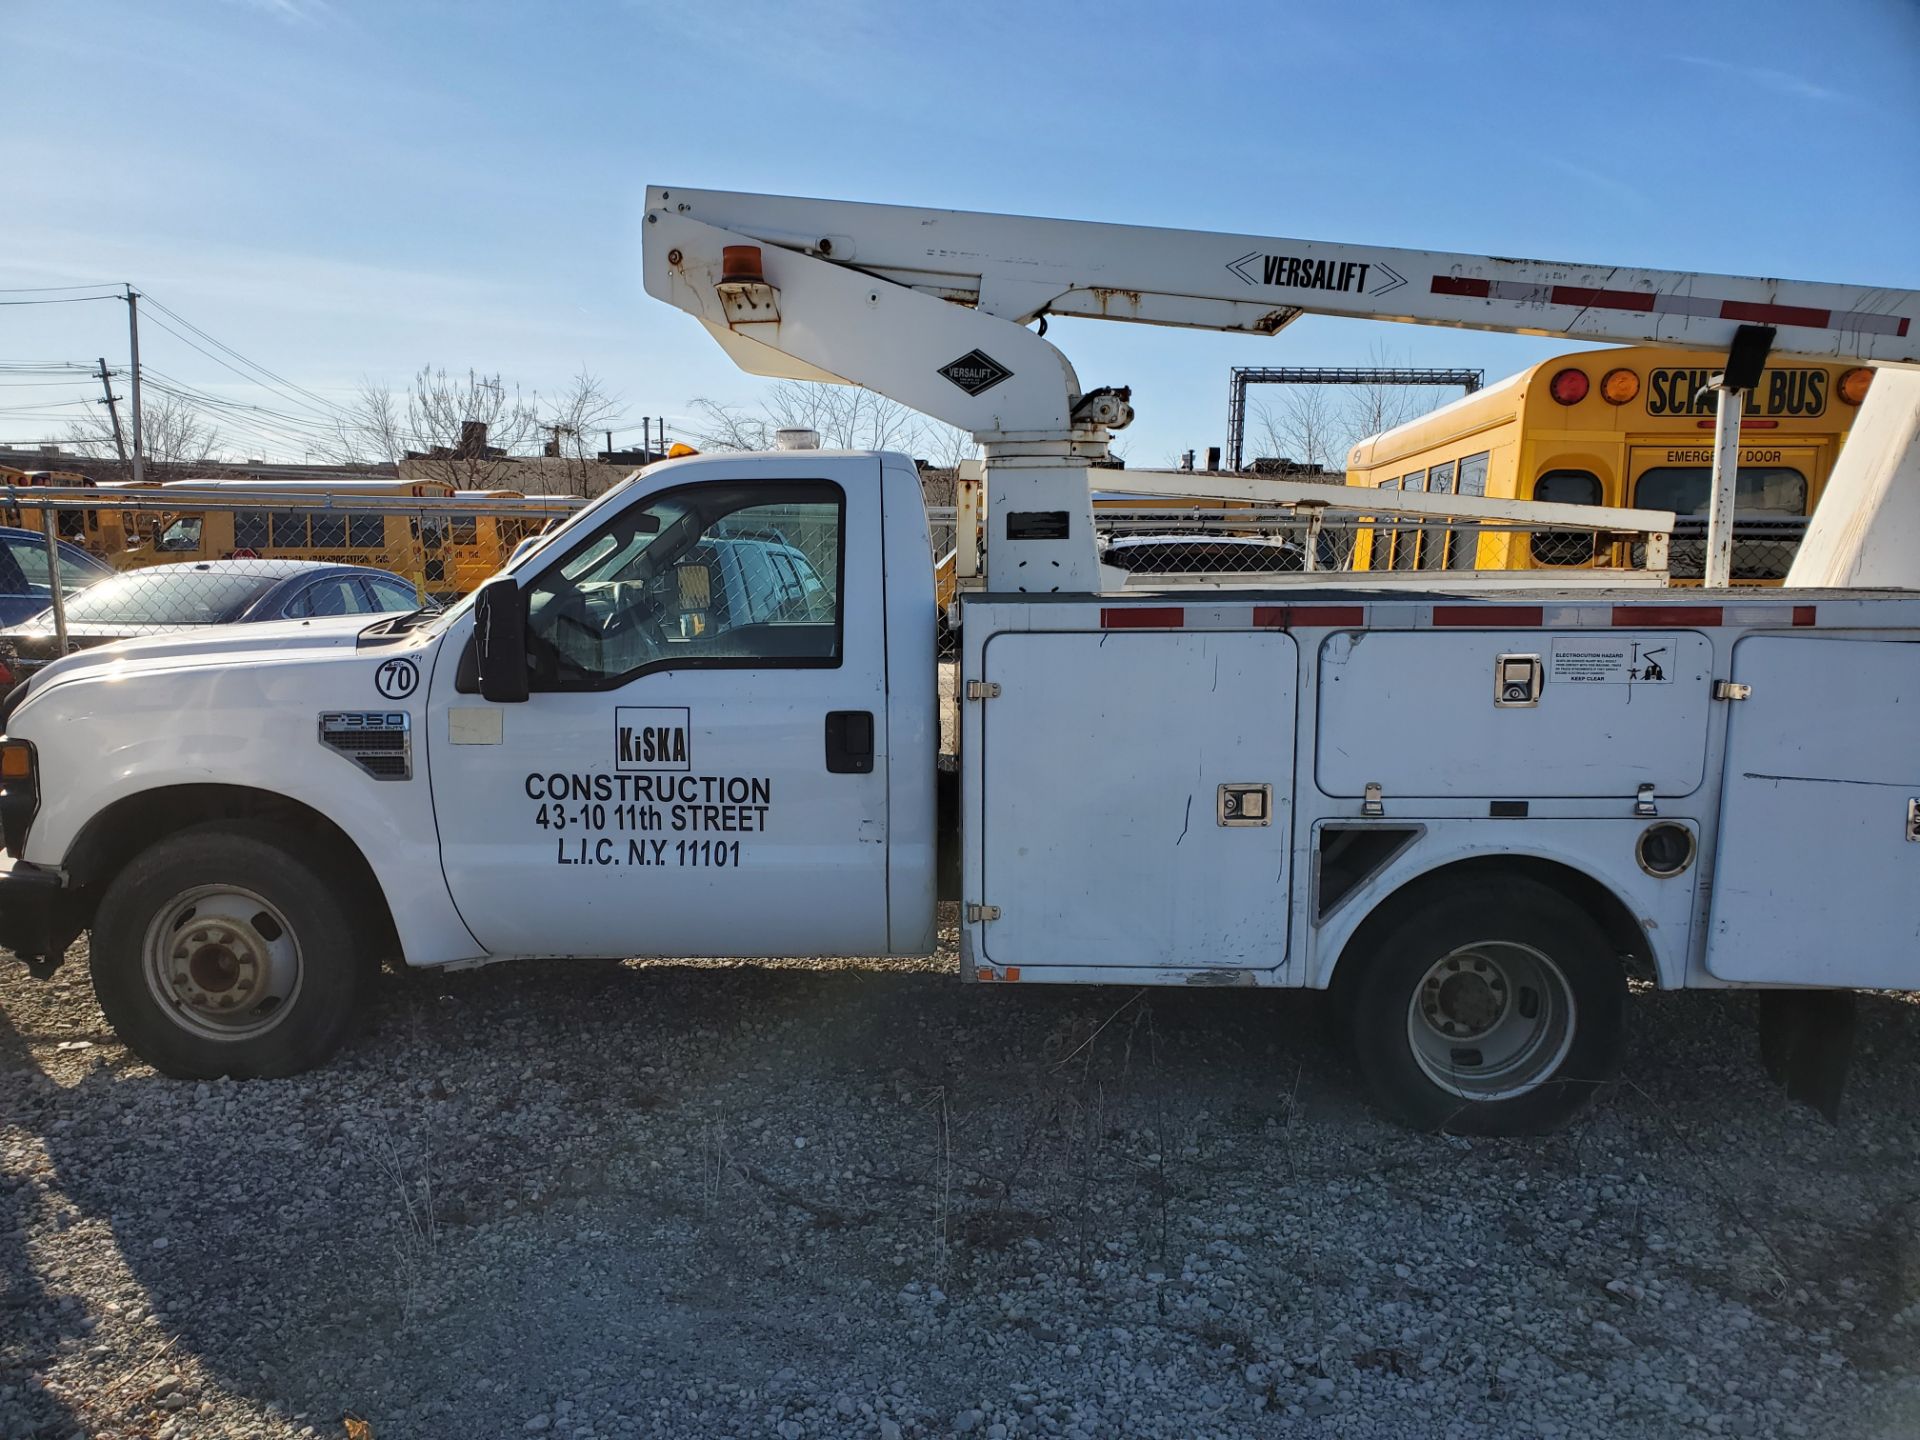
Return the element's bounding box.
[0,855,81,975]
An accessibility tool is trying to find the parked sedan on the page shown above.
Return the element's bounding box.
[0,525,114,626]
[1099,533,1309,577]
[0,559,427,680]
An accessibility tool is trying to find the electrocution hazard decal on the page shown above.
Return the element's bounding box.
[1549,638,1672,684]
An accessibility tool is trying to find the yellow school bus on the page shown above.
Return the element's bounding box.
[118,478,458,593]
[1345,347,1874,583]
[0,467,147,557]
[431,490,544,596]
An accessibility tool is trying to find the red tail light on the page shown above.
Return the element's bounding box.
[1549,368,1590,405]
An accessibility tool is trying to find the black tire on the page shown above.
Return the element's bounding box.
[90,820,366,1079]
[1345,875,1626,1135]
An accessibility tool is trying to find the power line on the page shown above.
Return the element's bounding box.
[0,295,124,307]
[138,293,349,419]
[134,313,341,431]
[142,372,339,439]
[0,283,123,294]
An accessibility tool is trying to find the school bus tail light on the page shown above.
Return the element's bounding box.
[1599,368,1640,405]
[1839,368,1874,406]
[1549,368,1589,405]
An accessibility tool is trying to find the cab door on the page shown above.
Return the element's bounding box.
[424,457,890,960]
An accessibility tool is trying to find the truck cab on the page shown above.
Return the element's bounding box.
[0,451,938,1076]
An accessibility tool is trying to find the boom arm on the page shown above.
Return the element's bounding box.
[648,186,1916,366]
[643,186,1920,591]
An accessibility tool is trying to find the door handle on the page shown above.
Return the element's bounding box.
[825,710,874,774]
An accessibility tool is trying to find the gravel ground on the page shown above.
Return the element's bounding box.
[5,921,1920,1440]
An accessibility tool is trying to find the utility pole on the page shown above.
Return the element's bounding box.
[96,358,129,474]
[125,287,145,485]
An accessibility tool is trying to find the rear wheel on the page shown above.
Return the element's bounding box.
[1346,876,1626,1134]
[90,822,366,1078]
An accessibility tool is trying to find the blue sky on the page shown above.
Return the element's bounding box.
[4,0,1917,465]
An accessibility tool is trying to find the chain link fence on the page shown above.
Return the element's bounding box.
[1635,516,1811,584]
[0,486,583,680]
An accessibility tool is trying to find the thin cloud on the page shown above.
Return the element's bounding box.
[1675,54,1844,105]
[1543,157,1652,212]
[214,0,334,24]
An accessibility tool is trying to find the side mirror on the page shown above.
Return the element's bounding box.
[474,577,529,703]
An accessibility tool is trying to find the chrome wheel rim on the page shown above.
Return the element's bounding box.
[142,885,303,1042]
[1406,941,1575,1102]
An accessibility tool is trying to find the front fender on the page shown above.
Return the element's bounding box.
[13,635,485,968]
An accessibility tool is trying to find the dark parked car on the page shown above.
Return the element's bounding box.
[1099,533,1309,576]
[0,525,113,626]
[0,558,427,680]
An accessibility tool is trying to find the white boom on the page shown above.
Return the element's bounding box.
[642,186,1920,590]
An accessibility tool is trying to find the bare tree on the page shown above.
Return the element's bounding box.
[321,367,554,487]
[1252,386,1340,470]
[1337,345,1449,461]
[320,380,406,471]
[538,369,625,497]
[64,391,223,475]
[689,381,974,464]
[401,367,543,489]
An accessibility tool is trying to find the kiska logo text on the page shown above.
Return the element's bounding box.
[615,706,691,772]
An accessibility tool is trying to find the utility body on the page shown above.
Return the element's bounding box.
[1,190,1918,1132]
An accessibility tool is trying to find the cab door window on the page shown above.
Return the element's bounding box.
[522,481,843,692]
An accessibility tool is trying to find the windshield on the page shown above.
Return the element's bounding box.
[48,568,272,626]
[421,471,647,634]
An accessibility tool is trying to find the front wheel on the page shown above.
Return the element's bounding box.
[1346,876,1626,1134]
[90,821,366,1079]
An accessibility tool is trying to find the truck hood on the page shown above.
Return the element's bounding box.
[20,615,407,691]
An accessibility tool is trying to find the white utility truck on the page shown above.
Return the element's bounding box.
[1,188,1916,1135]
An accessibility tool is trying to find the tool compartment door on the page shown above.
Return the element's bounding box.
[980,630,1294,972]
[1707,636,1920,985]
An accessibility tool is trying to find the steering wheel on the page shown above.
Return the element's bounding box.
[600,583,672,656]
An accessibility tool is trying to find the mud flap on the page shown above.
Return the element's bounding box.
[1758,989,1857,1122]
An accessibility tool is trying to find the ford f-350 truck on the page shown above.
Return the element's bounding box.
[2,189,1917,1135]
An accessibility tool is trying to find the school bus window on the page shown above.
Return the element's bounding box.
[311,513,348,548]
[1531,470,1602,566]
[234,512,269,549]
[451,515,479,544]
[1372,478,1398,572]
[348,514,383,547]
[159,517,201,552]
[1419,461,1455,571]
[1457,453,1489,498]
[1389,474,1422,569]
[270,511,307,548]
[1634,465,1808,516]
[1447,452,1491,571]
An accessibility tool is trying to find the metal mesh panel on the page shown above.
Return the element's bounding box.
[0,487,584,675]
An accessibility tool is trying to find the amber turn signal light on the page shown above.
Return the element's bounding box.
[1838,368,1874,406]
[1599,368,1640,405]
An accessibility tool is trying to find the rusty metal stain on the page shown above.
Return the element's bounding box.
[1087,287,1144,317]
